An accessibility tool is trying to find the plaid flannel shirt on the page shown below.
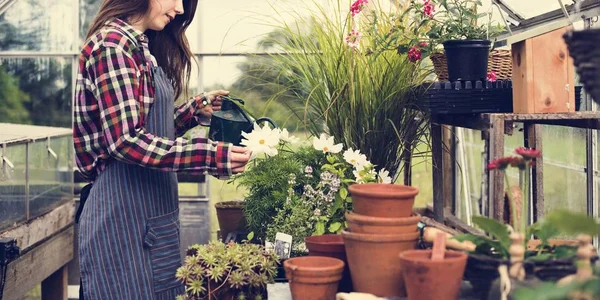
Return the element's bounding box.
[73,18,232,182]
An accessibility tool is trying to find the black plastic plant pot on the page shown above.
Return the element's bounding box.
[443,39,492,82]
[463,253,508,299]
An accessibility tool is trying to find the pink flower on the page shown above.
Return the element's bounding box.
[423,0,435,18]
[350,0,369,16]
[419,41,428,48]
[345,29,361,49]
[408,45,422,62]
[515,147,541,160]
[488,157,513,171]
[487,71,497,82]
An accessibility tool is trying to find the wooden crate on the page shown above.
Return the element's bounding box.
[511,26,575,113]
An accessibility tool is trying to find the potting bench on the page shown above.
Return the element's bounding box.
[430,111,600,225]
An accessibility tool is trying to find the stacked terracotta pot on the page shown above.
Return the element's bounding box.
[341,183,421,298]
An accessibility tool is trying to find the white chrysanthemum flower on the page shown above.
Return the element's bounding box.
[240,122,280,157]
[343,149,369,168]
[312,133,343,154]
[279,128,299,144]
[353,168,377,184]
[378,169,392,184]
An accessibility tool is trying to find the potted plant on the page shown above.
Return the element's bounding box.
[396,0,507,82]
[453,147,596,298]
[257,0,431,182]
[175,241,278,300]
[214,200,246,242]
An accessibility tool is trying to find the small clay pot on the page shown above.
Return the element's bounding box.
[349,183,418,218]
[399,250,468,300]
[342,229,419,297]
[215,201,246,241]
[284,256,345,300]
[346,212,420,234]
[304,234,353,292]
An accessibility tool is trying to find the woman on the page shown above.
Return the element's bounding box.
[73,0,251,298]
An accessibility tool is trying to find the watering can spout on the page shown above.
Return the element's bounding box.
[207,95,277,146]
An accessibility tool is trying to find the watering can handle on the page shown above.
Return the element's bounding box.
[255,117,277,128]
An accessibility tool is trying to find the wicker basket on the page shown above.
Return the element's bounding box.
[431,49,512,81]
[564,28,600,105]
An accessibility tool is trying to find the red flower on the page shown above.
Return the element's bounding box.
[350,0,369,16]
[487,71,497,82]
[509,156,527,170]
[408,45,422,62]
[419,41,428,47]
[488,157,513,170]
[515,147,541,160]
[423,0,435,18]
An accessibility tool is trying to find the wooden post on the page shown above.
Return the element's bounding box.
[524,123,544,223]
[42,266,68,300]
[489,115,506,221]
[432,122,444,222]
[442,125,455,215]
[511,27,575,114]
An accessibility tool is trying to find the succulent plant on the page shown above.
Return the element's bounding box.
[176,241,279,300]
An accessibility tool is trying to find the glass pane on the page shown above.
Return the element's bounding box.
[0,57,72,127]
[199,0,319,54]
[28,134,72,219]
[0,0,77,52]
[0,143,27,231]
[542,126,587,214]
[488,0,563,19]
[79,0,103,44]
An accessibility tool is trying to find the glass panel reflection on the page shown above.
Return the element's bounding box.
[79,0,103,44]
[0,0,76,52]
[0,142,27,231]
[0,57,72,127]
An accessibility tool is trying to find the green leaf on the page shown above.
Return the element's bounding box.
[471,215,511,250]
[315,222,325,235]
[247,231,255,241]
[345,195,353,203]
[328,222,342,233]
[339,187,348,199]
[326,155,335,164]
[453,234,509,258]
[545,210,600,236]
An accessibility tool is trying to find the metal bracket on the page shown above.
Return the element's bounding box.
[47,137,58,160]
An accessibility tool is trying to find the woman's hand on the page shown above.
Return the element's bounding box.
[196,90,229,119]
[230,146,251,174]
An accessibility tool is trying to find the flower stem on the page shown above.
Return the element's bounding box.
[521,167,530,242]
[504,171,518,232]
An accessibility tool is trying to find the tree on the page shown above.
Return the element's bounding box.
[0,65,30,124]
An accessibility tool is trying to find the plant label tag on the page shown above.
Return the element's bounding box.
[274,232,293,259]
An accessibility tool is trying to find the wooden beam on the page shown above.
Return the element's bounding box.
[524,123,544,223]
[42,266,68,300]
[489,115,506,221]
[431,122,444,222]
[3,226,74,300]
[0,201,74,251]
[442,126,455,214]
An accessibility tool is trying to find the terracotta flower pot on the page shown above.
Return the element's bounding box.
[284,256,345,300]
[304,234,353,293]
[341,229,419,297]
[346,212,421,234]
[399,250,468,300]
[214,201,246,241]
[349,183,418,218]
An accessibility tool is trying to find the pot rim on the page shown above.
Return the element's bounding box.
[345,212,421,225]
[341,228,419,242]
[399,249,467,264]
[348,183,419,199]
[443,39,492,46]
[283,256,345,273]
[215,200,245,209]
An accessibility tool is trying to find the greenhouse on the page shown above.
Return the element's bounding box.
[1,0,600,299]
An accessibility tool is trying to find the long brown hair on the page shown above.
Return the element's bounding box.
[86,0,197,99]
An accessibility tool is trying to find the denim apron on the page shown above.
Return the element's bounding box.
[79,66,184,299]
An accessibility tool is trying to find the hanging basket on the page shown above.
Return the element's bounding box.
[431,49,512,81]
[564,28,600,105]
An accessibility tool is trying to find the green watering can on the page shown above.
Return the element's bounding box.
[206,96,277,146]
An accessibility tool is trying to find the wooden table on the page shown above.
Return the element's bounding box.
[431,112,600,223]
